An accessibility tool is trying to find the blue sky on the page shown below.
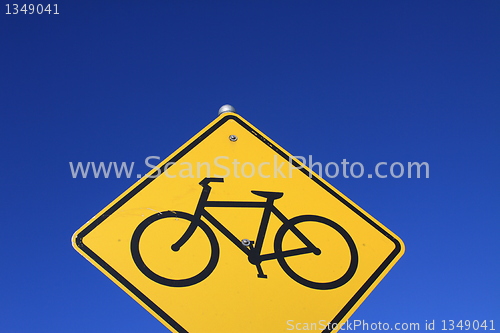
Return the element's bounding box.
[1,1,499,332]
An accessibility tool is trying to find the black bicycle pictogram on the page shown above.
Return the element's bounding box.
[131,177,358,290]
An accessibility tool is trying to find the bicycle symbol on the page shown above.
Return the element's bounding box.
[131,177,358,290]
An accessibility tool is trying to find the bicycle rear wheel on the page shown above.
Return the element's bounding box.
[274,215,358,290]
[131,211,219,287]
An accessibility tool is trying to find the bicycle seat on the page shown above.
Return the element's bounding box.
[251,190,284,200]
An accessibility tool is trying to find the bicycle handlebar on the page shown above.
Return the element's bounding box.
[199,177,225,186]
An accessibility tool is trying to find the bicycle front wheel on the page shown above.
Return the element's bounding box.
[274,215,358,290]
[131,211,219,287]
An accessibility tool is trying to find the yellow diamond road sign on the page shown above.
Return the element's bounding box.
[72,112,404,333]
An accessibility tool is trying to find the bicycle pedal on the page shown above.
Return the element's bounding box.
[257,274,268,279]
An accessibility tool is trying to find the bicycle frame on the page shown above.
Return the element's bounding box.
[172,178,319,271]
